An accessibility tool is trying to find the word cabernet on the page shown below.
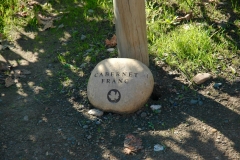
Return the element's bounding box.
[94,72,139,84]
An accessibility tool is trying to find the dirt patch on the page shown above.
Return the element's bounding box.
[1,1,240,160]
[1,33,240,159]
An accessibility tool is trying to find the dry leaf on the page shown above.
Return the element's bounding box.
[27,0,39,6]
[37,13,52,23]
[42,20,55,31]
[123,148,133,155]
[5,77,15,87]
[123,134,143,154]
[16,11,28,17]
[36,13,57,31]
[176,12,193,22]
[201,0,216,4]
[105,34,117,47]
[33,86,44,94]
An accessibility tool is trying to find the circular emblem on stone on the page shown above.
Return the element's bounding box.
[107,89,121,103]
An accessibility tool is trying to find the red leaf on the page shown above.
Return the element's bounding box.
[105,34,117,47]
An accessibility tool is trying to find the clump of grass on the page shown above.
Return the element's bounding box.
[231,0,240,13]
[0,0,19,35]
[147,1,238,79]
[151,24,221,76]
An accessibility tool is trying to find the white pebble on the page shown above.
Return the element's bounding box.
[88,109,103,117]
[150,105,162,111]
[95,121,101,125]
[107,48,115,52]
[81,35,86,40]
[83,125,88,129]
[23,115,29,121]
[154,144,164,151]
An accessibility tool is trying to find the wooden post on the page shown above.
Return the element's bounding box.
[113,0,149,66]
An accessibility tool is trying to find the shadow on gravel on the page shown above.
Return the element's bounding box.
[0,0,239,159]
[148,61,240,159]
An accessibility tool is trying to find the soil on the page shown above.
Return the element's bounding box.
[1,1,240,160]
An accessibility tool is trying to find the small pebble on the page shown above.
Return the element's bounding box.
[169,99,174,104]
[210,128,217,134]
[107,48,115,52]
[150,105,162,111]
[154,144,164,151]
[190,99,198,104]
[95,121,101,125]
[58,24,64,28]
[86,48,93,53]
[87,135,92,139]
[81,35,86,40]
[213,83,222,89]
[192,73,212,84]
[80,63,86,68]
[23,115,29,121]
[224,119,229,123]
[83,125,88,129]
[88,109,103,117]
[140,112,147,118]
[198,101,203,106]
[46,151,53,156]
[48,64,52,68]
[67,137,76,141]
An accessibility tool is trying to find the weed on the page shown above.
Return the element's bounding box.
[231,0,240,13]
[161,122,165,127]
[170,127,175,134]
[97,127,101,133]
[153,109,161,114]
[148,122,155,130]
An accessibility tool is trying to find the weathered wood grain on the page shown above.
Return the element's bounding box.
[113,0,149,66]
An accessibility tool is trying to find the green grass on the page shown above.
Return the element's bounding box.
[0,0,19,36]
[146,0,239,79]
[150,24,230,77]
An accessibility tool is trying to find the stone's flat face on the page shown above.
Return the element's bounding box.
[87,58,154,114]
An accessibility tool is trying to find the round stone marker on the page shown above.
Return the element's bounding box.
[87,58,154,114]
